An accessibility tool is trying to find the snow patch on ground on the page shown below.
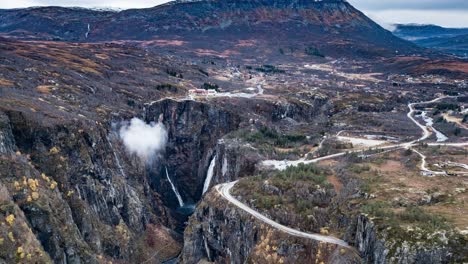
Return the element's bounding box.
[337,136,387,148]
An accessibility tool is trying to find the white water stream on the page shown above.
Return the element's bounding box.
[165,167,184,207]
[420,111,448,142]
[106,135,127,178]
[202,155,217,195]
[85,24,91,39]
[262,96,464,173]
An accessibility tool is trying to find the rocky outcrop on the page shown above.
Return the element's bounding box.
[352,215,389,263]
[180,190,359,264]
[205,138,262,189]
[182,165,467,264]
[144,97,330,211]
[0,110,179,263]
[351,214,467,264]
[0,112,16,155]
[145,99,242,207]
[271,94,330,124]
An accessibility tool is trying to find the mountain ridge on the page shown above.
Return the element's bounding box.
[393,24,468,58]
[0,0,419,58]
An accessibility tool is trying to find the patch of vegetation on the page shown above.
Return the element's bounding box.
[311,139,354,159]
[165,68,183,78]
[349,164,371,174]
[198,68,209,76]
[234,164,335,233]
[435,103,460,112]
[443,90,459,96]
[245,126,308,148]
[201,82,219,91]
[435,116,445,123]
[305,46,325,57]
[127,99,136,107]
[155,83,179,93]
[227,127,311,159]
[254,65,285,74]
[252,144,303,160]
[272,163,330,187]
[361,201,449,231]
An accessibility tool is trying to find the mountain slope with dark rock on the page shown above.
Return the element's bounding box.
[0,37,246,263]
[0,36,337,262]
[0,0,419,58]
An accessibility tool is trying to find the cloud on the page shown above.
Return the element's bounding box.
[3,0,468,11]
[347,1,468,28]
[364,13,396,31]
[361,9,468,28]
[119,118,168,164]
[348,0,468,11]
[0,0,169,9]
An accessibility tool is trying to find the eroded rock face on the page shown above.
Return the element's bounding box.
[352,215,388,263]
[182,194,466,264]
[207,138,262,188]
[182,170,467,264]
[0,112,16,155]
[351,215,466,264]
[145,99,242,207]
[180,190,359,264]
[144,97,330,210]
[0,110,178,263]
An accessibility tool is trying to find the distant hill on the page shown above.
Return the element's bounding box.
[0,0,419,58]
[393,24,468,58]
[414,34,468,58]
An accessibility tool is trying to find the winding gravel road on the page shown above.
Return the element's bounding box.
[214,96,467,247]
[215,181,350,247]
[263,96,466,171]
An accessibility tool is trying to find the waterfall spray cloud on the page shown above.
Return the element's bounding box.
[119,118,168,163]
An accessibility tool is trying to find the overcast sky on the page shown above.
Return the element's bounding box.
[1,0,467,28]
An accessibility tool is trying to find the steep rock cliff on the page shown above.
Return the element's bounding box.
[145,99,242,208]
[350,214,467,264]
[0,110,180,263]
[180,190,359,264]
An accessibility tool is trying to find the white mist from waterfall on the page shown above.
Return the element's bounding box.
[119,118,168,164]
[202,155,217,195]
[165,167,184,207]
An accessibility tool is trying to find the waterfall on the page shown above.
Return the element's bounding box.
[165,167,184,207]
[106,135,127,178]
[85,23,91,38]
[202,155,217,195]
[222,156,228,176]
[281,103,291,119]
[203,235,212,262]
